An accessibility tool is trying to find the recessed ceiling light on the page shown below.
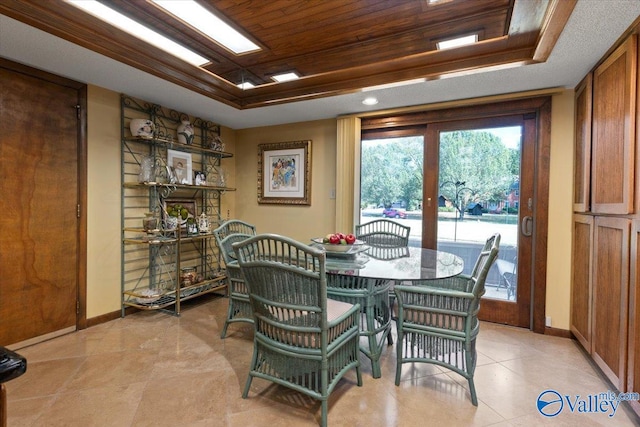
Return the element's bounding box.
[272,72,300,83]
[437,34,478,50]
[237,82,255,89]
[362,97,379,106]
[151,1,261,55]
[66,0,210,67]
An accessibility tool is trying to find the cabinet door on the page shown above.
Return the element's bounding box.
[592,216,630,391]
[573,75,592,212]
[591,35,637,214]
[571,214,593,352]
[628,220,640,415]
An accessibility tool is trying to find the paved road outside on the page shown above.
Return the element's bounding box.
[361,209,518,247]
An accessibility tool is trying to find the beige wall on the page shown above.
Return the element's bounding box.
[85,86,574,330]
[87,86,121,318]
[546,90,575,330]
[235,120,338,240]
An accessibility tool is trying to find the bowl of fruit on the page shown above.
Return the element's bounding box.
[311,233,365,253]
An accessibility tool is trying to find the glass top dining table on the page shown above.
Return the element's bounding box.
[318,244,464,281]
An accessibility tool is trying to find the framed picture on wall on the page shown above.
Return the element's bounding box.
[257,140,311,205]
[167,149,192,185]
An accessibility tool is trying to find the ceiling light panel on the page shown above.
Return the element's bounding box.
[272,72,300,83]
[437,34,478,50]
[65,0,210,66]
[152,0,260,55]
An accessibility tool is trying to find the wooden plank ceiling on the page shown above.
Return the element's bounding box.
[0,0,575,109]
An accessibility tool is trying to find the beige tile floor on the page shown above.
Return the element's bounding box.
[5,294,640,427]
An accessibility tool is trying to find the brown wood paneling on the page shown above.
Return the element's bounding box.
[0,60,85,345]
[0,384,5,427]
[573,74,592,212]
[628,220,640,413]
[570,214,593,351]
[592,216,630,391]
[591,35,637,214]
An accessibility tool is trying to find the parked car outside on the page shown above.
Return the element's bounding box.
[382,208,407,219]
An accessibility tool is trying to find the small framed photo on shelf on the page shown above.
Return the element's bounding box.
[194,170,206,186]
[167,149,192,185]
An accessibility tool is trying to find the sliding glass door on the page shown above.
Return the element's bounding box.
[425,115,535,327]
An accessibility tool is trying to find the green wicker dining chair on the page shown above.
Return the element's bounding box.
[393,233,500,406]
[355,219,410,247]
[233,234,362,427]
[356,218,411,345]
[213,220,257,338]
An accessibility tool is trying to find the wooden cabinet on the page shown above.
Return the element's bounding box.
[573,74,592,212]
[592,216,630,391]
[628,220,640,414]
[591,35,637,214]
[572,32,640,418]
[570,214,593,351]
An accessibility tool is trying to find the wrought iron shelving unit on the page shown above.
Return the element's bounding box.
[120,94,235,316]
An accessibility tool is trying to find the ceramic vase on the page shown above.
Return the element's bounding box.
[129,119,155,138]
[177,120,194,145]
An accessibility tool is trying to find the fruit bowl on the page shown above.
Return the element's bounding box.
[311,237,365,253]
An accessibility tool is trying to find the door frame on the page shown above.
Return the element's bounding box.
[362,97,550,333]
[1,58,88,332]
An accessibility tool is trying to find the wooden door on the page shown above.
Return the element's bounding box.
[573,74,592,213]
[570,214,593,352]
[628,220,640,415]
[592,216,630,391]
[591,35,637,214]
[0,61,83,346]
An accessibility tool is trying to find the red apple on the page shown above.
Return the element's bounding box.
[345,233,356,244]
[329,234,340,244]
[336,232,346,240]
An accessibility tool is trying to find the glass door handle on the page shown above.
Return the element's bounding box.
[521,216,533,237]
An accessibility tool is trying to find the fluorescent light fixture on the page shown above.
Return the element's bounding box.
[66,0,209,66]
[362,78,426,92]
[437,34,478,50]
[152,1,260,55]
[272,72,300,83]
[237,82,255,89]
[362,97,379,106]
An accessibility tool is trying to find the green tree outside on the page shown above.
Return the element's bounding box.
[361,130,518,214]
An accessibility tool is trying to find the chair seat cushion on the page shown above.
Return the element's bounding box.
[327,299,356,322]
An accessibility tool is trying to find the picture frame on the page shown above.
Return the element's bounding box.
[258,140,311,205]
[162,198,198,235]
[167,149,192,185]
[193,170,206,186]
